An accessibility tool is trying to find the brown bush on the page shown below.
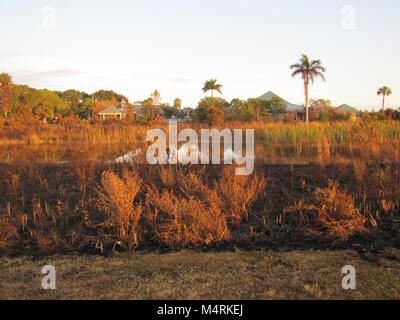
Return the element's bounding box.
[97,169,143,249]
[287,180,369,242]
[0,213,21,249]
[216,167,266,226]
[146,188,230,247]
[69,152,98,202]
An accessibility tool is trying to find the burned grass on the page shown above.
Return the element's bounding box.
[0,160,399,256]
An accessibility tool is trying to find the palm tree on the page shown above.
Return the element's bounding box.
[377,86,392,112]
[290,54,326,124]
[0,73,13,118]
[202,79,222,108]
[202,79,222,98]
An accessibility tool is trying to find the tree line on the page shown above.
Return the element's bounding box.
[0,54,397,125]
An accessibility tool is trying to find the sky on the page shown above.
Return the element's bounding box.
[0,0,399,110]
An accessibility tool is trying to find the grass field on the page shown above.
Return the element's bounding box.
[0,120,399,300]
[1,248,399,300]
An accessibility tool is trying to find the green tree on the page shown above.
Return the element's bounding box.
[161,103,181,119]
[38,90,70,117]
[269,97,287,116]
[33,104,55,122]
[377,86,392,112]
[290,54,326,124]
[173,98,182,109]
[202,79,222,108]
[92,90,127,103]
[151,90,161,105]
[9,85,69,122]
[81,97,95,119]
[141,90,161,121]
[0,73,13,118]
[247,98,263,122]
[230,98,244,110]
[57,89,88,115]
[309,99,332,121]
[193,97,229,122]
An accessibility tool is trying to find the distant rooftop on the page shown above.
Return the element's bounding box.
[258,91,290,105]
[98,106,125,114]
[258,91,304,113]
[134,106,147,117]
[285,103,305,112]
[338,104,358,113]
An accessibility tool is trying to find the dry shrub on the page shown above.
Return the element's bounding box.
[352,160,368,185]
[288,180,368,242]
[29,197,70,253]
[179,170,221,205]
[158,165,184,190]
[32,231,66,253]
[69,151,98,202]
[0,198,72,253]
[97,169,143,248]
[216,166,266,226]
[0,213,22,249]
[147,188,230,247]
[7,172,20,203]
[317,135,331,165]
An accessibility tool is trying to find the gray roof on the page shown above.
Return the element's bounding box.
[182,107,193,114]
[98,106,125,114]
[338,104,358,113]
[258,91,290,104]
[285,104,305,112]
[134,107,147,117]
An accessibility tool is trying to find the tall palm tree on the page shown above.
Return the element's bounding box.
[290,54,326,124]
[377,86,392,112]
[202,79,222,109]
[0,73,13,118]
[202,79,222,98]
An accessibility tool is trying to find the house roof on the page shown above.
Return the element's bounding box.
[285,104,305,112]
[134,107,147,117]
[338,104,358,113]
[258,91,290,104]
[182,107,193,114]
[98,106,125,114]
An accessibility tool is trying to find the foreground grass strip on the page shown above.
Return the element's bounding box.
[0,248,399,300]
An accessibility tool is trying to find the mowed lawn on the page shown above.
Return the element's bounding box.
[0,248,399,300]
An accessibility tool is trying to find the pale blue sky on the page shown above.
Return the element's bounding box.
[0,0,399,109]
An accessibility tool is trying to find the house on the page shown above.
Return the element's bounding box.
[98,106,126,119]
[134,106,147,117]
[338,104,358,120]
[162,107,192,123]
[258,91,305,121]
[284,104,306,121]
[181,107,193,122]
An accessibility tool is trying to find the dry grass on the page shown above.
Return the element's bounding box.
[217,166,266,226]
[286,180,369,242]
[147,188,230,247]
[0,248,399,300]
[0,120,399,253]
[146,168,231,247]
[97,169,143,249]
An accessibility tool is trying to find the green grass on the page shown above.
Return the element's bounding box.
[1,248,399,300]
